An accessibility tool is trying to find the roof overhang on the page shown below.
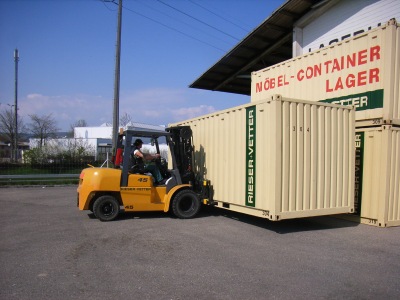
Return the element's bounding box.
[190,0,324,95]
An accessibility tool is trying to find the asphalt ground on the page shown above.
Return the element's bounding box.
[1,186,399,300]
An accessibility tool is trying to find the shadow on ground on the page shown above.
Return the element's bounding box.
[201,205,359,234]
[87,204,359,233]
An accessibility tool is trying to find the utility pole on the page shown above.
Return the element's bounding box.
[112,0,122,160]
[14,49,19,163]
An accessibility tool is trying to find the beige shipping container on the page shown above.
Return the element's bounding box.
[251,19,400,126]
[353,125,400,227]
[170,95,355,221]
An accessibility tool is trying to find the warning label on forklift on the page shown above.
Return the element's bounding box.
[246,106,256,207]
[121,187,151,192]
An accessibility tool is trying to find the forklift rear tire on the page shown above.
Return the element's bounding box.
[172,190,201,219]
[93,195,120,222]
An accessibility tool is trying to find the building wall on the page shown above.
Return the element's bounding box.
[74,126,112,139]
[293,0,400,56]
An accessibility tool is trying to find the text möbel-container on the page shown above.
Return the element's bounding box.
[251,19,400,126]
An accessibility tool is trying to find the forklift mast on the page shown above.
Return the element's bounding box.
[167,126,194,185]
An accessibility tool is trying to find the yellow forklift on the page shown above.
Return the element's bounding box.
[77,126,209,221]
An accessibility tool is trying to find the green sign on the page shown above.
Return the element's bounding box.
[246,106,256,207]
[320,89,384,111]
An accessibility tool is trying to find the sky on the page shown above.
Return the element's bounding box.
[0,0,284,131]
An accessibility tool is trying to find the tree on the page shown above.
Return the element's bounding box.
[23,137,95,166]
[68,119,88,137]
[28,114,59,148]
[120,112,132,127]
[0,106,26,162]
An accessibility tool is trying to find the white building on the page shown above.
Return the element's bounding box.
[28,122,166,162]
[293,0,400,55]
[72,122,167,161]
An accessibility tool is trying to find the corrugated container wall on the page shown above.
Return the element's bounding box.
[354,125,400,227]
[251,19,400,126]
[170,95,355,221]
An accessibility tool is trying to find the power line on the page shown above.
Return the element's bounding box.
[134,0,234,47]
[99,0,117,11]
[156,0,240,42]
[99,0,232,52]
[122,5,227,52]
[188,0,250,33]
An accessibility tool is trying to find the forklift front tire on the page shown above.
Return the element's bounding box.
[171,189,201,219]
[93,195,120,222]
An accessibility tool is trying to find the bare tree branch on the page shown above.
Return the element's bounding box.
[0,107,26,158]
[68,119,88,137]
[120,112,132,127]
[28,114,59,147]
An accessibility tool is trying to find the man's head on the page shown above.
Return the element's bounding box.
[134,139,143,147]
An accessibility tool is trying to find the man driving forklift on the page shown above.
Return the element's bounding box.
[131,138,166,185]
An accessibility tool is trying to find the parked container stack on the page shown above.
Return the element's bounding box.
[251,19,400,227]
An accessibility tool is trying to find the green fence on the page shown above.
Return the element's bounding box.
[0,138,170,186]
[0,155,113,186]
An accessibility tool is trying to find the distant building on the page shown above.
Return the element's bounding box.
[72,122,166,161]
[73,122,166,140]
[0,138,29,163]
[24,122,166,162]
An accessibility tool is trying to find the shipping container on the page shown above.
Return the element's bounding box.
[352,125,400,227]
[251,19,400,126]
[170,95,355,221]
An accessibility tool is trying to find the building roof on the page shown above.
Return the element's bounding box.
[125,122,166,132]
[189,0,323,95]
[73,122,165,139]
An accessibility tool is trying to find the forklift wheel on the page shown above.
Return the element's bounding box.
[93,195,120,222]
[172,190,201,219]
